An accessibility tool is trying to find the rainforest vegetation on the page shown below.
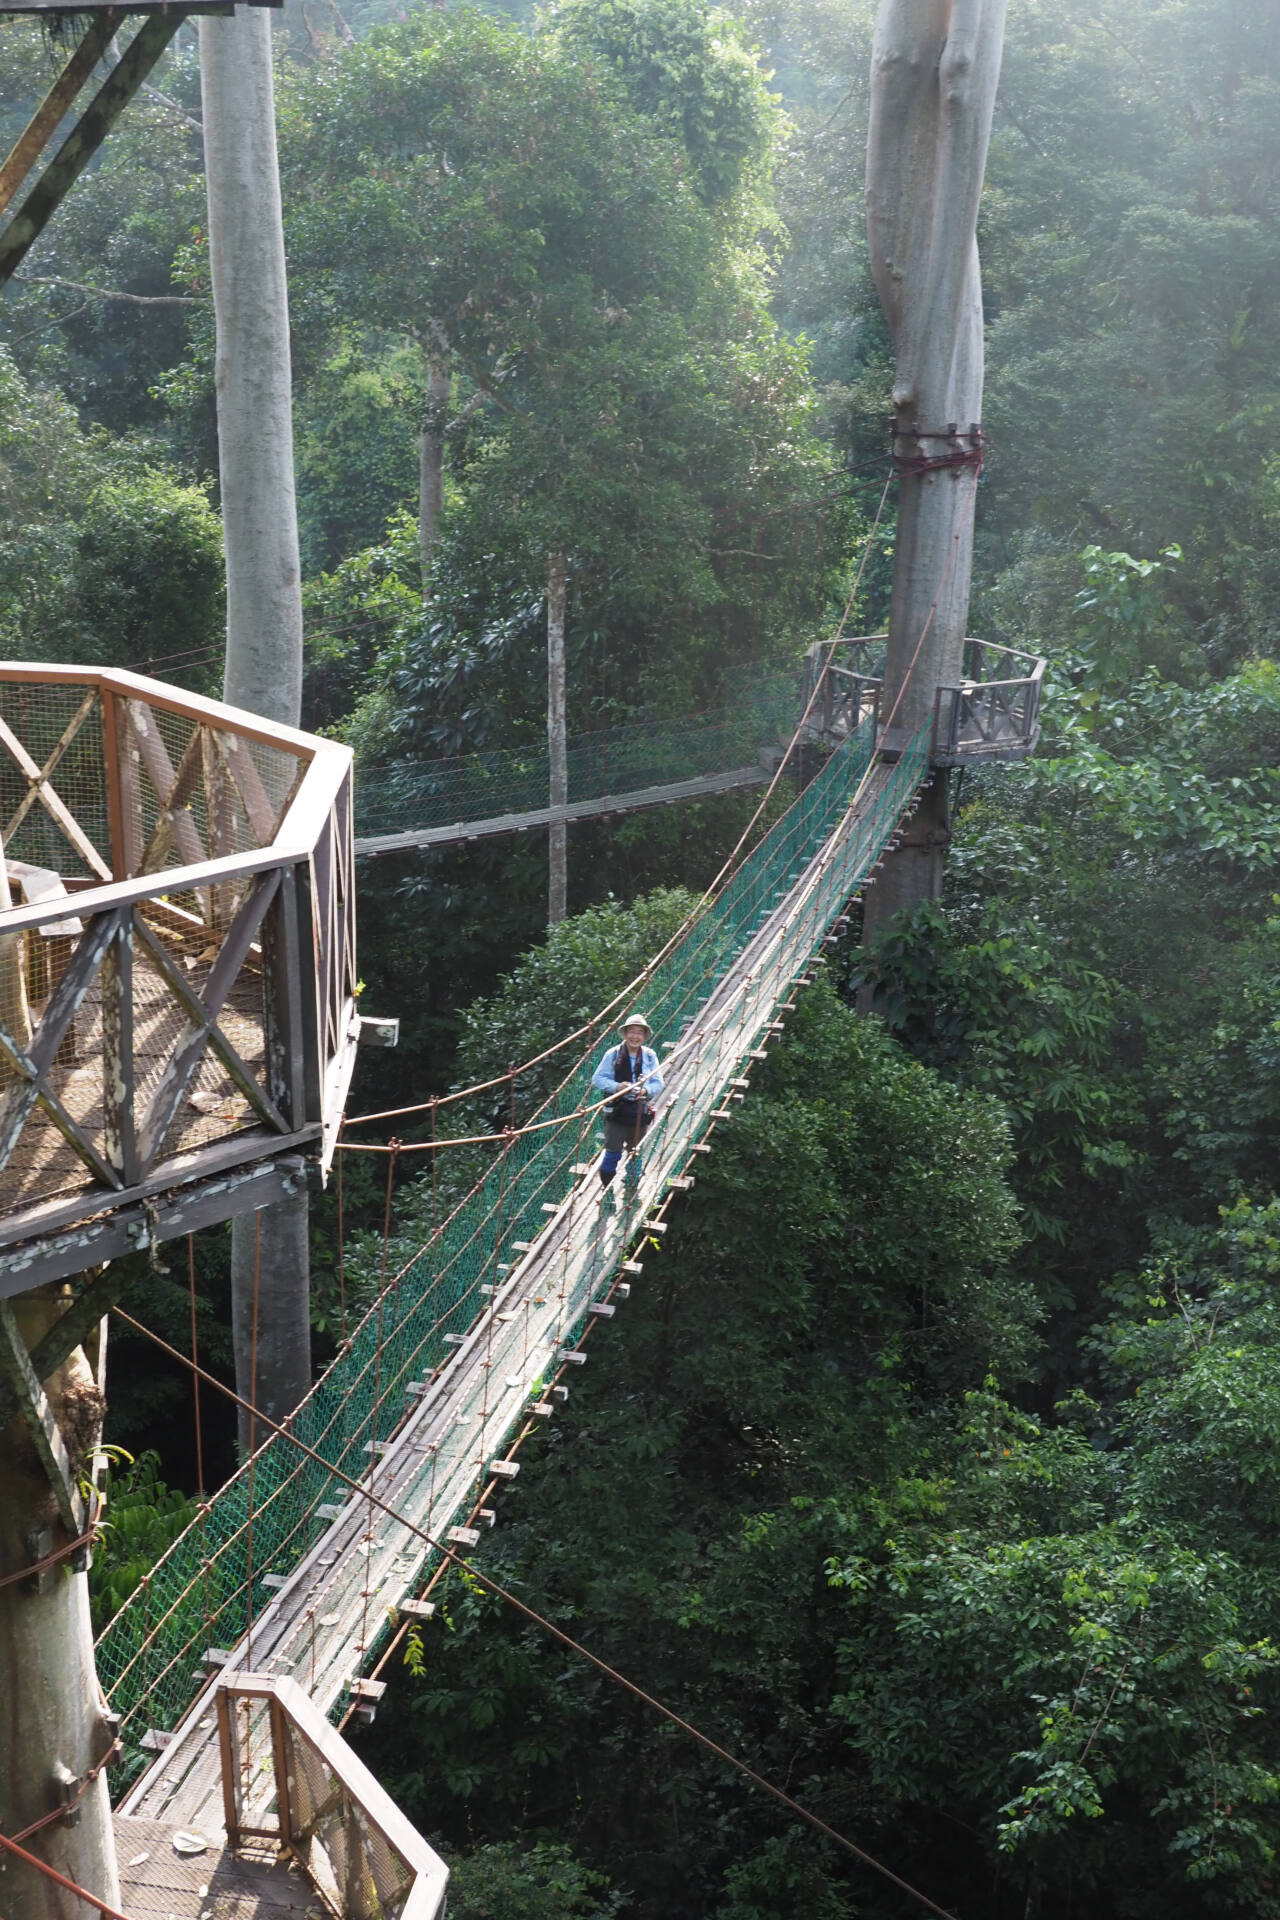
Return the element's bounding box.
[5,1,1280,1915]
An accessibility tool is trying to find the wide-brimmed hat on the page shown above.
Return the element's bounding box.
[619,1011,652,1037]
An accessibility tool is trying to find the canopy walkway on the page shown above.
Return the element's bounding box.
[353,674,797,854]
[97,710,931,1830]
[352,640,1043,856]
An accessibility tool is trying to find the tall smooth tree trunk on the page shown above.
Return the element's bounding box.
[546,552,568,926]
[862,0,1006,938]
[0,1290,118,1920]
[417,348,450,585]
[200,5,310,1454]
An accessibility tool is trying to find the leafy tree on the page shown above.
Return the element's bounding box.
[0,347,223,687]
[280,5,843,759]
[89,1452,197,1635]
[445,1840,627,1919]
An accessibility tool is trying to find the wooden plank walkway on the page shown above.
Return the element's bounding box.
[123,758,913,1836]
[353,764,769,857]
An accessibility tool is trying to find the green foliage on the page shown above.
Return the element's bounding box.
[0,347,222,687]
[827,1380,1280,1911]
[550,0,780,214]
[444,1840,627,1919]
[72,466,224,681]
[280,4,846,756]
[89,1451,198,1636]
[295,342,425,572]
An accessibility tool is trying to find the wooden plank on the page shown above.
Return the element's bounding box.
[0,12,185,284]
[0,1150,309,1297]
[0,1121,318,1253]
[0,15,119,216]
[101,912,139,1185]
[0,663,327,763]
[133,909,287,1136]
[1,687,99,850]
[354,764,771,858]
[261,867,306,1128]
[128,701,207,872]
[214,730,277,845]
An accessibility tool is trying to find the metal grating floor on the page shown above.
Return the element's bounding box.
[115,1817,313,1920]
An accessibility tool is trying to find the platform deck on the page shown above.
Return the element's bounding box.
[115,1817,310,1920]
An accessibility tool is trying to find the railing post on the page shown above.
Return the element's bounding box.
[263,865,307,1128]
[293,856,322,1126]
[215,1682,241,1849]
[269,1694,294,1853]
[100,906,138,1186]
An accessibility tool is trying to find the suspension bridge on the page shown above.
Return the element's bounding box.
[0,633,1041,1920]
[94,708,933,1831]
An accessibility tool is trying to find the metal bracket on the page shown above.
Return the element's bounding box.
[0,1300,86,1536]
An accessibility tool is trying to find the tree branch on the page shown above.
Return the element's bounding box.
[14,273,200,306]
[141,82,203,133]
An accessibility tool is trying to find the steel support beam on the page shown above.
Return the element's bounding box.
[0,13,185,285]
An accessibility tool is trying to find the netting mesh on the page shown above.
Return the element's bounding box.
[354,673,799,838]
[99,718,931,1784]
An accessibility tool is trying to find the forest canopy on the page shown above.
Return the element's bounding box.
[2,2,1280,1918]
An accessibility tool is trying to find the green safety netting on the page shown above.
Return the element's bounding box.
[354,673,799,839]
[98,714,927,1780]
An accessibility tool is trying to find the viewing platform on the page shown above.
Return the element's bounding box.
[0,665,359,1295]
[803,635,1044,767]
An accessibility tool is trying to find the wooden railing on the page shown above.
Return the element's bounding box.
[0,666,356,1292]
[215,1673,449,1920]
[802,635,1044,768]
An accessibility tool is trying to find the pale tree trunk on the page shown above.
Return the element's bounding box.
[417,348,450,586]
[546,552,568,926]
[862,0,1006,937]
[200,5,310,1455]
[0,1290,118,1920]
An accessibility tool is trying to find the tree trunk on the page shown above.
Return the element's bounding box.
[546,551,568,926]
[417,348,450,587]
[229,1179,310,1459]
[200,5,311,1449]
[862,0,1006,940]
[0,1290,118,1920]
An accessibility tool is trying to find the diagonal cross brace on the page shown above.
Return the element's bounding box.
[0,908,125,1188]
[0,1299,86,1536]
[134,914,288,1139]
[136,870,284,1169]
[0,12,186,286]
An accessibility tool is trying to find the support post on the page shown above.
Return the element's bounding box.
[861,0,1006,940]
[547,551,568,926]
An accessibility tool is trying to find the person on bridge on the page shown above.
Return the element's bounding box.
[593,1013,663,1193]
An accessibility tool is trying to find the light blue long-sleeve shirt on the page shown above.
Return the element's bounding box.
[592,1043,663,1104]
